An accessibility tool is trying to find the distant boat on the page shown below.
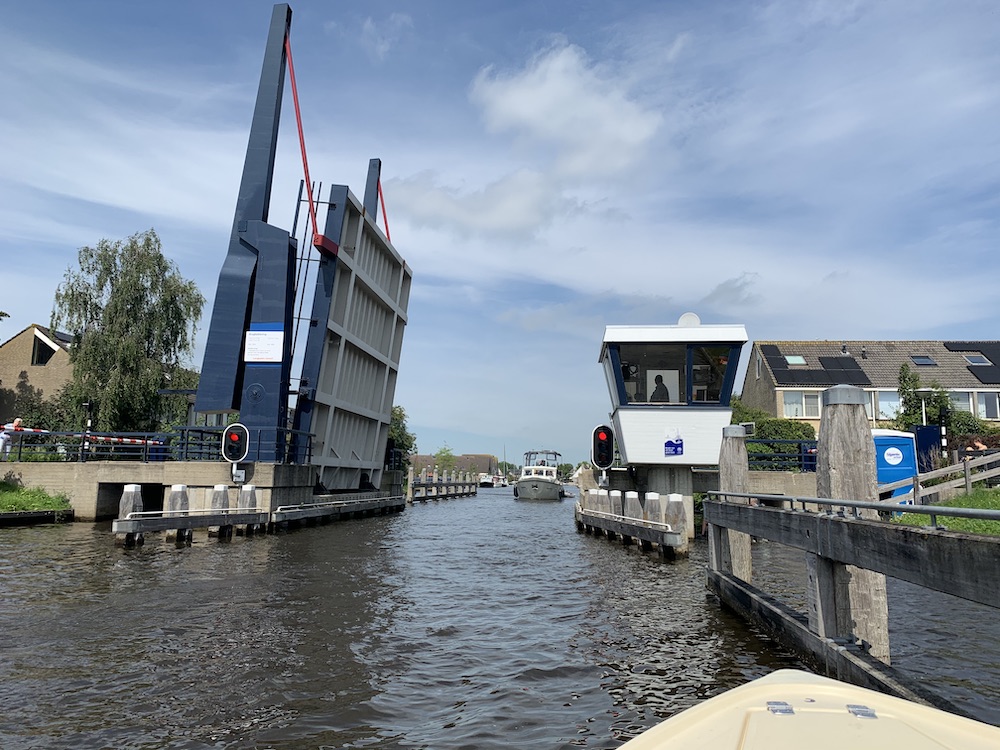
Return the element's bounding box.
[513,449,563,501]
[478,472,508,488]
[616,668,1000,749]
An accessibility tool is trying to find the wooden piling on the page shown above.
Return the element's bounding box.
[115,483,144,548]
[713,424,752,582]
[813,384,890,663]
[208,484,232,540]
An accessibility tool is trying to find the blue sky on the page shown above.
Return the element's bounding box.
[2,1,999,466]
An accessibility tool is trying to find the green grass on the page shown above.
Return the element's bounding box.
[895,487,1000,536]
[0,480,72,513]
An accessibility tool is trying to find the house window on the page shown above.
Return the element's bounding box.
[910,355,937,366]
[784,355,806,366]
[783,391,820,418]
[950,392,972,413]
[965,354,992,366]
[978,393,1000,420]
[756,354,762,379]
[877,391,901,420]
[31,337,57,366]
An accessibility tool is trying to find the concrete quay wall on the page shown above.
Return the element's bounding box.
[2,461,315,521]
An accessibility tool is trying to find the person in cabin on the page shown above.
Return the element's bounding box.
[650,375,670,402]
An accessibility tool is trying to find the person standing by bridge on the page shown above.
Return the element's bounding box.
[1,417,23,461]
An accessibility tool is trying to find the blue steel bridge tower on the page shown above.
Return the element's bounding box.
[196,4,411,490]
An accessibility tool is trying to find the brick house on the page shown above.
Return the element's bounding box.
[0,324,73,418]
[740,340,1000,431]
[409,453,500,475]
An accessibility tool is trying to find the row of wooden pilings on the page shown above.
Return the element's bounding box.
[406,467,478,502]
[116,483,265,548]
[575,488,693,557]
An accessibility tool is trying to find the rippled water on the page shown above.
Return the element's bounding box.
[0,487,994,748]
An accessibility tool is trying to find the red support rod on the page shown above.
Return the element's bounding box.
[284,34,332,254]
[377,179,391,242]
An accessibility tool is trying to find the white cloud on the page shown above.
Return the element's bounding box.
[470,43,662,178]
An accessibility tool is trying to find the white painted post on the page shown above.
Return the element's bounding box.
[115,484,144,548]
[646,492,662,525]
[610,489,623,517]
[625,490,641,520]
[597,488,609,514]
[209,484,231,539]
[119,484,143,518]
[165,484,189,544]
[666,492,688,554]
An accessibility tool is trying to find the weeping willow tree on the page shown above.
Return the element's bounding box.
[51,229,205,432]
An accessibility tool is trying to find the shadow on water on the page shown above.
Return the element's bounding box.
[0,491,994,748]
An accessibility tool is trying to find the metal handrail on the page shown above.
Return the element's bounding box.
[575,504,675,532]
[125,506,264,519]
[707,490,1000,529]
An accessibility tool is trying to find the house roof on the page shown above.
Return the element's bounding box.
[754,340,1000,390]
[0,323,72,351]
[410,453,500,474]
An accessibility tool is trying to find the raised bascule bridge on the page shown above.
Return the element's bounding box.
[9,5,412,542]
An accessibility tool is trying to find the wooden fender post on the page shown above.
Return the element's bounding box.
[165,484,190,546]
[814,384,890,663]
[209,484,232,540]
[115,483,144,548]
[713,424,752,582]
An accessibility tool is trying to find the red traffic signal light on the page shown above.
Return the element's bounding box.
[221,423,250,463]
[592,424,614,470]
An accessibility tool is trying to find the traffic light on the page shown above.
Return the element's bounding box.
[221,423,250,463]
[592,424,614,470]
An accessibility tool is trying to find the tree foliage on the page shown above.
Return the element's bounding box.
[729,396,771,426]
[389,405,417,456]
[433,444,457,470]
[51,229,204,432]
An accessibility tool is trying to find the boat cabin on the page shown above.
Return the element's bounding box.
[599,313,747,466]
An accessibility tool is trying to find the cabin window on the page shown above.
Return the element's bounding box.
[617,343,687,403]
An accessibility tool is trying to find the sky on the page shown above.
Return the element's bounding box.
[1,0,999,466]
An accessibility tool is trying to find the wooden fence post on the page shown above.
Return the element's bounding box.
[814,384,890,663]
[713,424,752,582]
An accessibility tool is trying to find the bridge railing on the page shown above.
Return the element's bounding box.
[746,438,817,471]
[2,426,314,464]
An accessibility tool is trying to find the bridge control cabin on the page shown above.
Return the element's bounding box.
[599,313,747,467]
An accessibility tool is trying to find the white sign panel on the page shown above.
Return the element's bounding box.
[244,330,284,363]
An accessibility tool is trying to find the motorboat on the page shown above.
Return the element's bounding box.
[513,449,563,501]
[617,668,1000,749]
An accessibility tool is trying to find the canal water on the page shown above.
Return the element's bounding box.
[0,485,996,749]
